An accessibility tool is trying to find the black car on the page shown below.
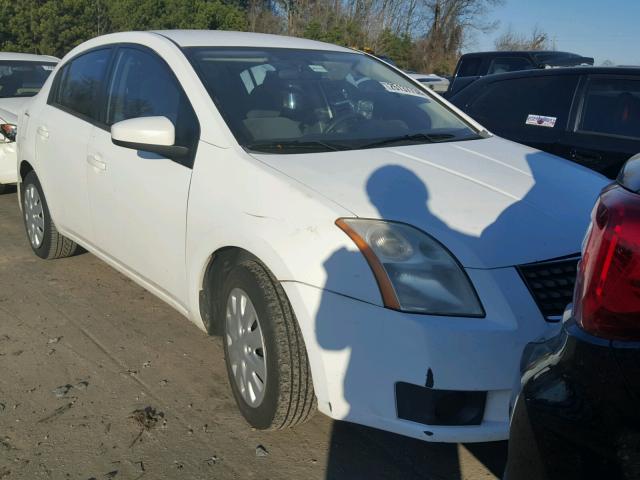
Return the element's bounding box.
[446,50,593,97]
[449,66,640,179]
[505,155,640,479]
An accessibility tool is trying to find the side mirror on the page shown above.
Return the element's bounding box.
[111,116,188,158]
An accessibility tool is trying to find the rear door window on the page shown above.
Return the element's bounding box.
[487,57,534,75]
[578,77,640,140]
[467,75,579,135]
[53,48,111,122]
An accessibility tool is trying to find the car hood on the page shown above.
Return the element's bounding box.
[0,97,31,124]
[253,137,608,269]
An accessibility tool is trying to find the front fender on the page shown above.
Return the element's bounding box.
[185,214,383,328]
[185,143,385,328]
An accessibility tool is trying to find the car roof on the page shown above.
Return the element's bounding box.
[470,66,640,83]
[460,50,578,58]
[448,66,640,101]
[0,52,59,62]
[152,30,353,52]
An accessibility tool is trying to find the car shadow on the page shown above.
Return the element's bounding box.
[325,420,507,479]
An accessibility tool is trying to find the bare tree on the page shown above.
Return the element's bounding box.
[495,26,551,51]
[241,0,505,74]
[412,0,503,74]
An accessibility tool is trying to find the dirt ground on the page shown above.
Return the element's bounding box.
[0,188,506,480]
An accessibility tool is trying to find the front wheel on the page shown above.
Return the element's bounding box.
[21,171,79,259]
[220,258,316,430]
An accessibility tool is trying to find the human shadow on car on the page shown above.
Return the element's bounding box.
[314,152,597,478]
[314,164,505,479]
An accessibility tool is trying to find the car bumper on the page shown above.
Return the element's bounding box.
[0,141,17,184]
[506,317,640,479]
[282,266,556,443]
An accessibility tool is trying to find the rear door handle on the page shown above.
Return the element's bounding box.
[87,153,107,171]
[36,126,49,139]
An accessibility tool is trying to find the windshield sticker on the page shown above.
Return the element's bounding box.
[526,114,557,128]
[42,65,55,71]
[309,64,328,73]
[380,82,427,98]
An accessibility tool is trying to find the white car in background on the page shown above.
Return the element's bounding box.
[17,30,606,443]
[407,73,450,93]
[0,52,57,194]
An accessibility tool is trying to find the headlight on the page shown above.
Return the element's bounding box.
[336,218,484,316]
[0,123,16,142]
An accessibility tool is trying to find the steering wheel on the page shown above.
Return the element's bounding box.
[324,113,364,134]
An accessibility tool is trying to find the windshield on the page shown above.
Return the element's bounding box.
[0,61,57,99]
[187,47,480,153]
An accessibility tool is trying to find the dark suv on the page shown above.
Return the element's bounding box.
[446,50,593,97]
[505,155,640,479]
[449,67,640,179]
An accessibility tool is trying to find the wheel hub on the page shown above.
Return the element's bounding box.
[24,184,44,248]
[226,288,267,407]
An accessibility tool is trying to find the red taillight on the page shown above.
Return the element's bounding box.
[574,185,640,341]
[0,123,16,142]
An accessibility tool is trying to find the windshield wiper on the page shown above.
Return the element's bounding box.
[359,133,456,150]
[246,139,348,153]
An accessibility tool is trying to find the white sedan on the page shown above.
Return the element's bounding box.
[0,53,57,193]
[407,73,450,93]
[16,30,606,443]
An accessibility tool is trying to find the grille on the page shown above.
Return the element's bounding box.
[518,256,580,320]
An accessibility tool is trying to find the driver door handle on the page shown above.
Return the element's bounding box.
[87,153,107,171]
[36,126,49,139]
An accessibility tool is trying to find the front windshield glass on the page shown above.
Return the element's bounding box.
[0,61,57,98]
[187,47,480,153]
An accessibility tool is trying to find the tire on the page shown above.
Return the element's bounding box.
[219,258,316,430]
[22,171,79,260]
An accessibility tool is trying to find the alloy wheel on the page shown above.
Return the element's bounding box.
[24,184,45,248]
[225,288,267,407]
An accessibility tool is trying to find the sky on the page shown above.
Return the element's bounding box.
[470,0,640,66]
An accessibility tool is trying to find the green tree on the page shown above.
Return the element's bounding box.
[0,0,248,57]
[107,0,246,32]
[377,29,413,69]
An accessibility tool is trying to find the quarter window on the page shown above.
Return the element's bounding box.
[105,47,198,150]
[55,49,111,121]
[579,78,640,140]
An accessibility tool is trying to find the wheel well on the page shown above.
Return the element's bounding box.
[200,247,262,335]
[20,161,34,180]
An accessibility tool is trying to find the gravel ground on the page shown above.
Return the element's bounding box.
[0,188,506,479]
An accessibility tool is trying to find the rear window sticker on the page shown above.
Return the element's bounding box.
[526,114,557,128]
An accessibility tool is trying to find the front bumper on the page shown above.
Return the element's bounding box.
[0,141,17,184]
[282,266,556,443]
